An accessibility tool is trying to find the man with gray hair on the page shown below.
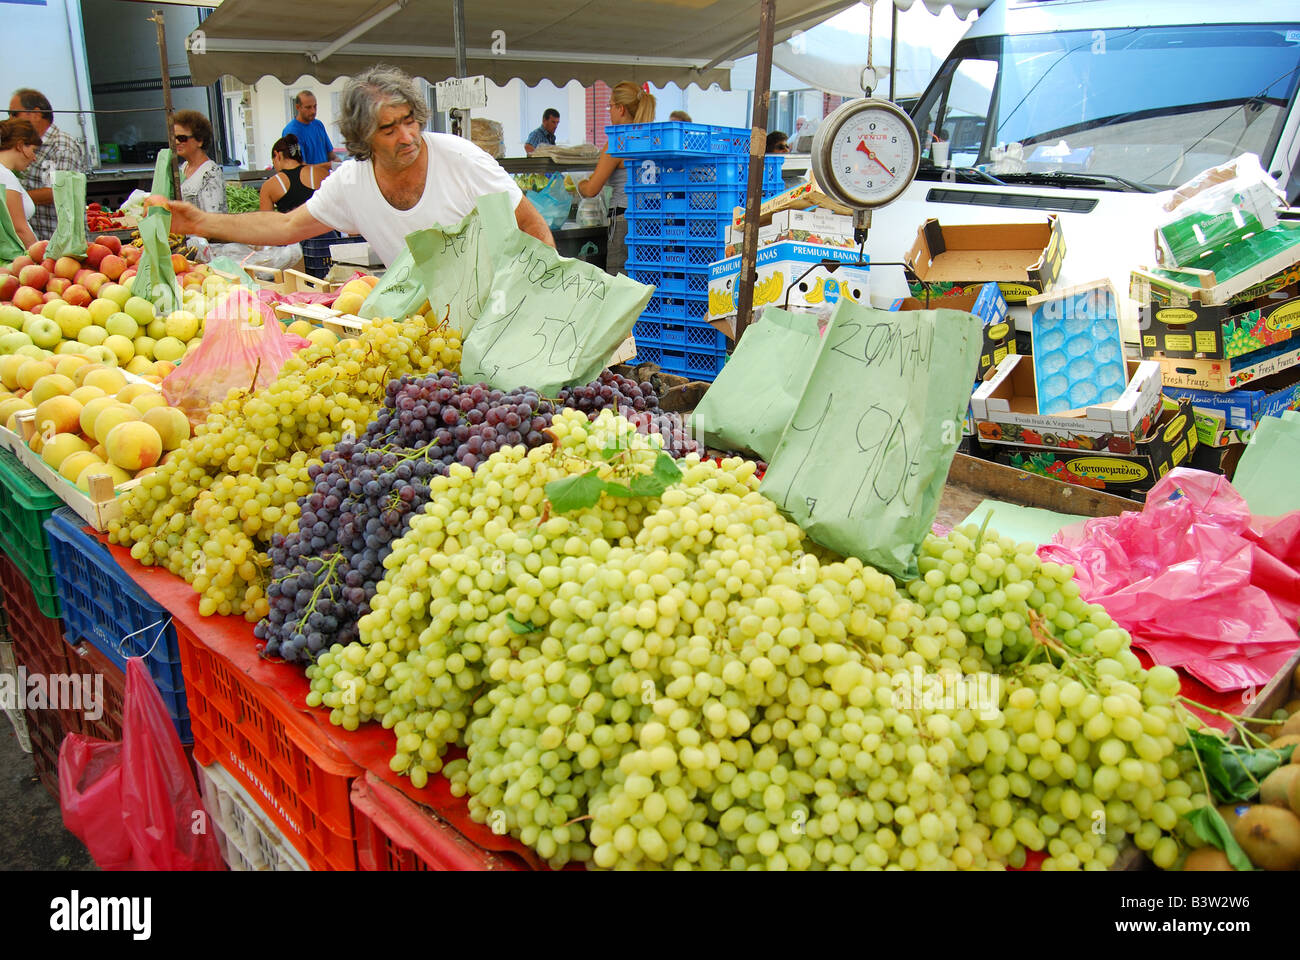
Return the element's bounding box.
[150,65,553,265]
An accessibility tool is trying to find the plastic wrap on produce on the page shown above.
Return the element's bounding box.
[1038,469,1300,692]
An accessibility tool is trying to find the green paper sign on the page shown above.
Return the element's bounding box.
[152,148,176,199]
[759,300,983,579]
[460,233,652,396]
[689,308,822,461]
[133,206,182,314]
[405,191,516,334]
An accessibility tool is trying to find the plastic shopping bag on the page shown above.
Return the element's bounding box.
[46,170,88,260]
[151,148,176,199]
[1039,468,1300,692]
[689,308,821,460]
[134,206,183,314]
[59,657,223,870]
[358,246,430,320]
[523,173,573,230]
[161,287,310,426]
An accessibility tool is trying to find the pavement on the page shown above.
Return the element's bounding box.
[0,709,97,871]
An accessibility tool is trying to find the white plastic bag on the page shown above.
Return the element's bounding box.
[577,192,609,227]
[206,242,304,271]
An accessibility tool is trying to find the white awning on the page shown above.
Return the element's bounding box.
[187,0,867,89]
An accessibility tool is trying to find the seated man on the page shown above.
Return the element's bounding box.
[154,66,553,265]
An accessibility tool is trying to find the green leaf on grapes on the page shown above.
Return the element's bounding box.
[628,452,684,498]
[601,481,634,498]
[545,469,609,513]
[1181,806,1254,871]
[505,613,534,634]
[1186,730,1295,803]
[599,430,636,461]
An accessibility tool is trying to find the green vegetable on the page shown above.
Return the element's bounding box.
[226,184,261,214]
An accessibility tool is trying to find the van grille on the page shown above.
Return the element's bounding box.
[924,188,1099,214]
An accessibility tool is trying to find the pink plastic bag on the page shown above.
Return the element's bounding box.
[58,657,223,870]
[1039,468,1300,692]
[161,287,310,427]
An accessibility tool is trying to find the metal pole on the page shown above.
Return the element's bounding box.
[452,0,469,138]
[734,0,776,342]
[889,2,898,102]
[150,8,182,199]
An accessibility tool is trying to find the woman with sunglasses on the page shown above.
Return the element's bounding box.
[171,110,228,218]
[0,118,42,248]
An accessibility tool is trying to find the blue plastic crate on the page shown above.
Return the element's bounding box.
[653,346,729,382]
[634,319,689,347]
[302,229,366,280]
[634,318,662,343]
[634,342,663,366]
[626,239,726,269]
[625,213,733,243]
[625,265,711,299]
[630,156,784,190]
[43,508,190,740]
[606,122,750,158]
[642,295,710,324]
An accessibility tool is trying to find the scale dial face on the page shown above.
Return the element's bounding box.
[813,99,920,210]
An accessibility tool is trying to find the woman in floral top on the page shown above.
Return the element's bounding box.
[171,110,227,217]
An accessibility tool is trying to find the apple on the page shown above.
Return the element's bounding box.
[43,292,63,304]
[98,283,130,309]
[28,317,63,349]
[63,284,92,308]
[15,344,46,361]
[56,341,85,356]
[73,268,93,286]
[55,304,92,339]
[40,300,64,320]
[146,318,166,340]
[103,334,134,364]
[133,335,156,358]
[170,253,189,274]
[41,258,56,274]
[83,273,108,296]
[87,299,117,326]
[46,277,71,296]
[0,305,23,330]
[122,246,142,266]
[94,235,122,256]
[18,264,50,290]
[84,243,110,270]
[152,336,185,363]
[9,255,34,273]
[100,255,127,281]
[164,311,199,342]
[54,257,82,281]
[124,296,154,327]
[12,286,43,312]
[0,331,33,355]
[76,325,108,347]
[121,270,137,285]
[0,274,19,303]
[105,313,137,338]
[26,240,48,261]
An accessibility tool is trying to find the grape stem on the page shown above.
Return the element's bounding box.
[1176,697,1277,749]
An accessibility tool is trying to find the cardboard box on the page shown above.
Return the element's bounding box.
[904,216,1065,304]
[1138,282,1300,361]
[707,241,871,332]
[730,175,854,229]
[1163,363,1300,446]
[729,207,855,236]
[1129,223,1300,308]
[1157,338,1300,392]
[725,225,856,257]
[972,355,1163,453]
[990,400,1198,497]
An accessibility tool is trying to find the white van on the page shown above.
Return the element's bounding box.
[862,0,1300,340]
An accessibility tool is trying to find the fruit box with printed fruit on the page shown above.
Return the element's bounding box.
[904,217,1064,305]
[971,355,1163,453]
[990,399,1198,498]
[1163,362,1300,447]
[1136,277,1300,362]
[706,242,871,333]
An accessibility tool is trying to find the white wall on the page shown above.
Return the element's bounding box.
[248,75,351,170]
[0,0,96,159]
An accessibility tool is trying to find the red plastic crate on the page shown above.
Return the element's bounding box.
[175,618,361,870]
[351,772,531,871]
[24,697,64,798]
[67,640,125,743]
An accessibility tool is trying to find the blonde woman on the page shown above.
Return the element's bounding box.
[578,81,655,275]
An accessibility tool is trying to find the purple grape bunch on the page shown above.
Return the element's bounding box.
[557,369,702,458]
[256,371,556,664]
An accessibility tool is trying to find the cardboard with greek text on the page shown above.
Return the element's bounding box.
[759,300,983,579]
[460,232,653,396]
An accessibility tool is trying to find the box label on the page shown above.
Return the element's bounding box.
[1164,334,1193,351]
[1066,456,1150,483]
[1156,308,1197,325]
[1194,331,1218,353]
[1265,300,1300,333]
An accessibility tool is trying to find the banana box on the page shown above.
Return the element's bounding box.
[707,242,871,336]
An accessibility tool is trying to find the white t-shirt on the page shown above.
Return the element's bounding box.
[306,132,523,266]
[0,164,35,221]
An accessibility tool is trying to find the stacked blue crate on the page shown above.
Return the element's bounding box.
[609,122,784,381]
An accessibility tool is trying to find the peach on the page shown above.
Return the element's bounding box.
[34,395,82,435]
[69,385,104,405]
[17,359,54,390]
[92,402,141,444]
[78,396,116,436]
[82,367,127,394]
[100,255,127,281]
[17,264,50,290]
[143,405,190,450]
[105,419,162,471]
[54,257,82,281]
[41,432,90,470]
[116,383,156,404]
[12,287,43,312]
[0,396,32,425]
[84,243,110,270]
[94,235,122,256]
[59,450,103,483]
[29,373,75,406]
[63,284,92,308]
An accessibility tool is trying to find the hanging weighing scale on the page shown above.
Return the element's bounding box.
[811,97,921,242]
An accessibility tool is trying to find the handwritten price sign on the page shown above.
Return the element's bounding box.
[460,233,652,395]
[759,300,981,578]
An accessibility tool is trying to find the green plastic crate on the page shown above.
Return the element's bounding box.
[0,448,61,618]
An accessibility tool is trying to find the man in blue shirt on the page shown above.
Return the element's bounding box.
[282,90,334,179]
[524,108,560,155]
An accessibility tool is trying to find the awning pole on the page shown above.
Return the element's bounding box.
[452,0,469,137]
[733,0,776,342]
[889,2,898,101]
[150,8,182,199]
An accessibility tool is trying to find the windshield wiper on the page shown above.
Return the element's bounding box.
[994,171,1157,194]
[917,162,1008,187]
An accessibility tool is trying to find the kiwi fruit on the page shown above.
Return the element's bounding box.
[1290,771,1300,818]
[1280,712,1300,738]
[1183,848,1235,871]
[1260,766,1300,808]
[1231,805,1300,871]
[1218,803,1251,832]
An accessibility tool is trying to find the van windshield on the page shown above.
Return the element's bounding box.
[912,23,1300,190]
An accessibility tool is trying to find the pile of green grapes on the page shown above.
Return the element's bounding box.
[306,408,1208,870]
[107,316,462,620]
